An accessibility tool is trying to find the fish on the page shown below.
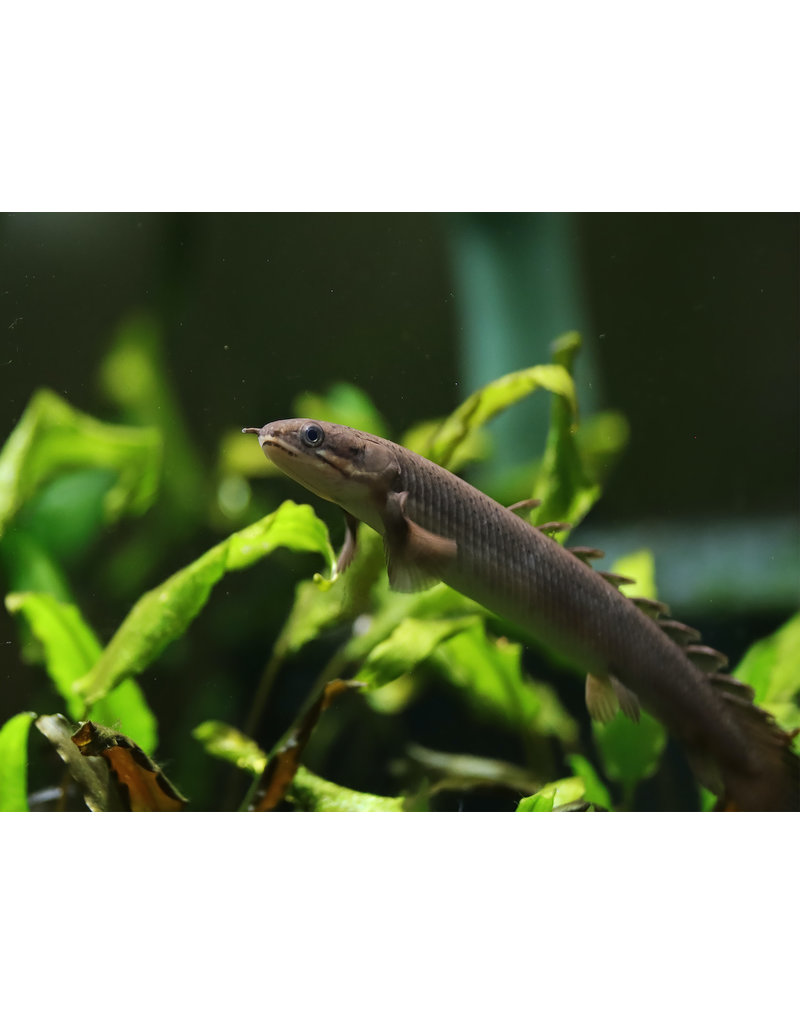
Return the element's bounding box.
[243,419,799,811]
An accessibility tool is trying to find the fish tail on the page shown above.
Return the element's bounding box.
[713,697,800,811]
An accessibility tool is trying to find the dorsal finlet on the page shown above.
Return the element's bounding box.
[537,521,572,535]
[630,596,670,618]
[599,571,636,589]
[568,546,605,564]
[658,619,702,646]
[707,673,755,703]
[685,644,729,672]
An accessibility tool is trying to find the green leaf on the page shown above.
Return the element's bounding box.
[357,615,481,688]
[423,361,576,471]
[567,753,612,809]
[193,721,268,775]
[576,409,630,486]
[592,710,667,800]
[74,501,335,704]
[92,681,158,756]
[432,625,578,743]
[6,592,103,718]
[0,528,73,602]
[98,314,205,519]
[517,776,586,811]
[288,765,404,812]
[401,417,490,472]
[0,712,36,811]
[0,388,161,540]
[734,611,800,734]
[336,574,482,673]
[294,382,389,439]
[531,333,601,530]
[5,591,158,752]
[611,549,657,600]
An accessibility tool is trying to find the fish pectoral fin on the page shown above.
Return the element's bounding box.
[336,513,360,574]
[585,673,619,724]
[611,676,641,723]
[382,490,457,593]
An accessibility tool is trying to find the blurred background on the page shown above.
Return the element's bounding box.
[1,212,798,808]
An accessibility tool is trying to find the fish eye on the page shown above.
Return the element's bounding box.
[301,422,325,448]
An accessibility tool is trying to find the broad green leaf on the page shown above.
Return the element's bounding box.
[433,625,578,743]
[92,681,158,756]
[5,591,157,753]
[423,361,576,471]
[75,501,335,704]
[99,314,205,519]
[289,765,404,812]
[273,531,384,662]
[357,615,481,688]
[592,710,667,803]
[193,721,268,775]
[277,576,354,659]
[517,775,586,811]
[576,409,630,486]
[218,430,278,479]
[0,388,161,540]
[294,382,389,439]
[612,549,657,600]
[567,753,612,810]
[365,674,419,714]
[6,592,103,718]
[531,333,600,530]
[0,712,36,811]
[734,611,800,734]
[0,528,73,603]
[17,468,120,564]
[401,417,490,472]
[225,501,334,573]
[331,575,480,678]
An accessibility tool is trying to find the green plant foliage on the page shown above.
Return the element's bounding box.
[432,626,577,743]
[0,529,73,602]
[420,355,576,471]
[734,611,800,734]
[592,711,668,807]
[288,766,405,812]
[294,382,389,439]
[567,753,612,809]
[517,775,586,811]
[192,720,268,775]
[99,314,206,519]
[356,615,482,688]
[0,712,36,811]
[0,388,161,539]
[74,500,335,705]
[193,721,404,811]
[5,591,157,752]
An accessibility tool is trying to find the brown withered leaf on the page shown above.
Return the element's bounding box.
[250,679,362,811]
[71,721,187,811]
[36,714,123,811]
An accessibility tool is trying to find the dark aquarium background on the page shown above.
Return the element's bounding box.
[1,212,797,810]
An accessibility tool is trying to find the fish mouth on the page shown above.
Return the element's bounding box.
[241,423,287,453]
